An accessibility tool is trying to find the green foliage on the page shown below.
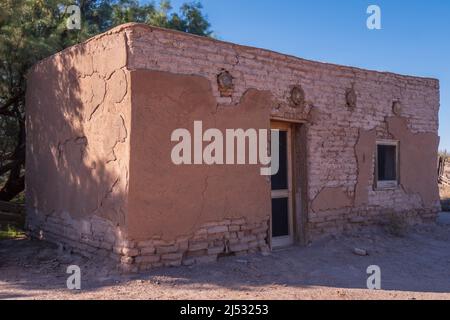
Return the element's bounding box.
[0,0,212,200]
[108,1,211,36]
[0,224,24,239]
[10,190,25,204]
[439,150,449,158]
[0,0,211,100]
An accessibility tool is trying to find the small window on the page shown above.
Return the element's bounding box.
[376,141,399,189]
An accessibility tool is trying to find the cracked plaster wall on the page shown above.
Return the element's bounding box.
[26,30,131,237]
[27,23,441,245]
[124,23,440,239]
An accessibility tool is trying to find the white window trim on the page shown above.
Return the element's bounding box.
[375,140,399,190]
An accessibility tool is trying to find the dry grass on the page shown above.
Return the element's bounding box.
[384,213,408,237]
[0,224,25,239]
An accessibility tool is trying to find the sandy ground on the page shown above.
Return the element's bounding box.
[1,214,449,300]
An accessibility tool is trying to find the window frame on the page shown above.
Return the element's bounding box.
[375,139,400,190]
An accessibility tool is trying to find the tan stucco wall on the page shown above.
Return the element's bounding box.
[127,70,272,240]
[26,30,132,242]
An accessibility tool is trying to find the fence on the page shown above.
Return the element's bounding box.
[438,156,450,186]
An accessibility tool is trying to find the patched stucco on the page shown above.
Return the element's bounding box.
[127,70,273,240]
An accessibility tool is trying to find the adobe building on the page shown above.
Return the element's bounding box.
[26,23,441,271]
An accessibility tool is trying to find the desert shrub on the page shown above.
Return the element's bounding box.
[384,213,408,237]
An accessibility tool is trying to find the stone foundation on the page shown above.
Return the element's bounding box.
[28,204,439,272]
[127,217,269,272]
[308,207,440,239]
[26,209,269,272]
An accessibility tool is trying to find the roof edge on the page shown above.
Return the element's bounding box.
[29,22,440,86]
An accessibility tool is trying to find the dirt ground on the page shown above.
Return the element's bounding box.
[1,213,449,300]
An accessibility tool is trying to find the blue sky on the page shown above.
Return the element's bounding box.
[146,0,450,151]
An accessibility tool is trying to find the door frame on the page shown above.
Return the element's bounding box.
[270,121,295,248]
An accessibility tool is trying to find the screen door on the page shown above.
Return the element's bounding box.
[270,122,294,248]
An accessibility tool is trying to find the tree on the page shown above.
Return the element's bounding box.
[0,0,212,201]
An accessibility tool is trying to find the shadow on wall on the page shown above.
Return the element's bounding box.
[25,38,129,239]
